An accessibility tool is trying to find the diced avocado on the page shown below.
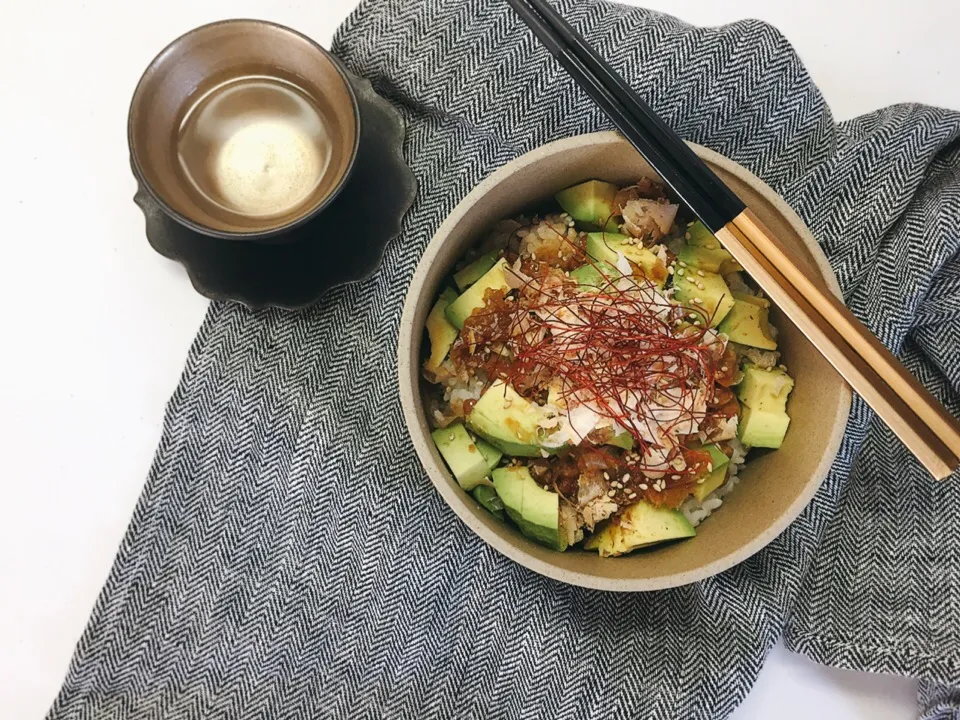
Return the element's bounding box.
[492,466,566,551]
[569,260,622,290]
[555,180,620,232]
[686,221,720,249]
[471,485,505,520]
[607,430,635,450]
[585,232,666,287]
[717,299,777,350]
[431,423,490,491]
[584,501,695,557]
[693,465,728,502]
[703,443,730,472]
[684,222,743,273]
[475,438,503,471]
[677,244,742,275]
[453,250,500,291]
[492,466,525,510]
[691,444,731,502]
[424,289,459,373]
[736,365,795,413]
[445,259,510,329]
[733,291,769,308]
[721,259,744,275]
[738,405,791,449]
[468,380,551,457]
[672,269,735,327]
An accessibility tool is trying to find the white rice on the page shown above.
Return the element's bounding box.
[681,437,748,528]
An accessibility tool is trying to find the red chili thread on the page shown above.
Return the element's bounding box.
[463,224,723,473]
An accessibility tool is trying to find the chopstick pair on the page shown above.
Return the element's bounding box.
[506,0,960,480]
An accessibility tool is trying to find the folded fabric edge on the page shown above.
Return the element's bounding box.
[786,628,960,681]
[919,679,960,720]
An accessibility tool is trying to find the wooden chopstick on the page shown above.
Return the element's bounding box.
[717,213,959,479]
[506,0,960,479]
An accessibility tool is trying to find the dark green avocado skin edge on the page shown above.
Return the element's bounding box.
[133,71,418,311]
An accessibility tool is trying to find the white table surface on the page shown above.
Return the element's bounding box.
[3,0,958,717]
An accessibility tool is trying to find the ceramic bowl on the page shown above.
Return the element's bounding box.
[134,72,416,309]
[128,19,360,241]
[398,132,851,592]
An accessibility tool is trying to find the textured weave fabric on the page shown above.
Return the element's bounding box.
[49,1,960,718]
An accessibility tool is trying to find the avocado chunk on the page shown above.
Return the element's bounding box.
[676,244,736,274]
[718,298,777,350]
[585,232,667,287]
[672,268,735,327]
[431,423,490,491]
[584,501,695,557]
[738,404,791,449]
[492,466,566,551]
[445,258,510,329]
[736,364,795,413]
[686,221,720,249]
[692,444,731,502]
[693,465,729,502]
[424,288,460,373]
[569,260,622,290]
[703,443,730,472]
[733,291,770,308]
[453,250,500,291]
[475,438,503,470]
[683,222,743,273]
[468,380,554,457]
[606,429,635,450]
[471,485,505,520]
[555,180,620,232]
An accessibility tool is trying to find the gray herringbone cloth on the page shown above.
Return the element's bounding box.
[49,1,960,718]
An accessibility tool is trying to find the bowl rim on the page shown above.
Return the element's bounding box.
[398,131,852,591]
[127,18,362,242]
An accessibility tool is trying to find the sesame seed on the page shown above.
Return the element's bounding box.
[697,478,705,484]
[667,266,675,275]
[693,297,703,304]
[685,232,691,240]
[721,365,728,372]
[622,473,631,482]
[607,489,617,497]
[677,269,685,276]
[540,450,550,458]
[696,283,705,291]
[707,464,713,472]
[639,483,649,490]
[603,472,610,480]
[679,261,687,268]
[671,474,681,480]
[697,270,705,277]
[448,433,455,441]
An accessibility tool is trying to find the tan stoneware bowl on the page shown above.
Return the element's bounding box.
[398,132,851,591]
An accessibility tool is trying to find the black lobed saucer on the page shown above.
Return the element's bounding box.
[134,72,417,310]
